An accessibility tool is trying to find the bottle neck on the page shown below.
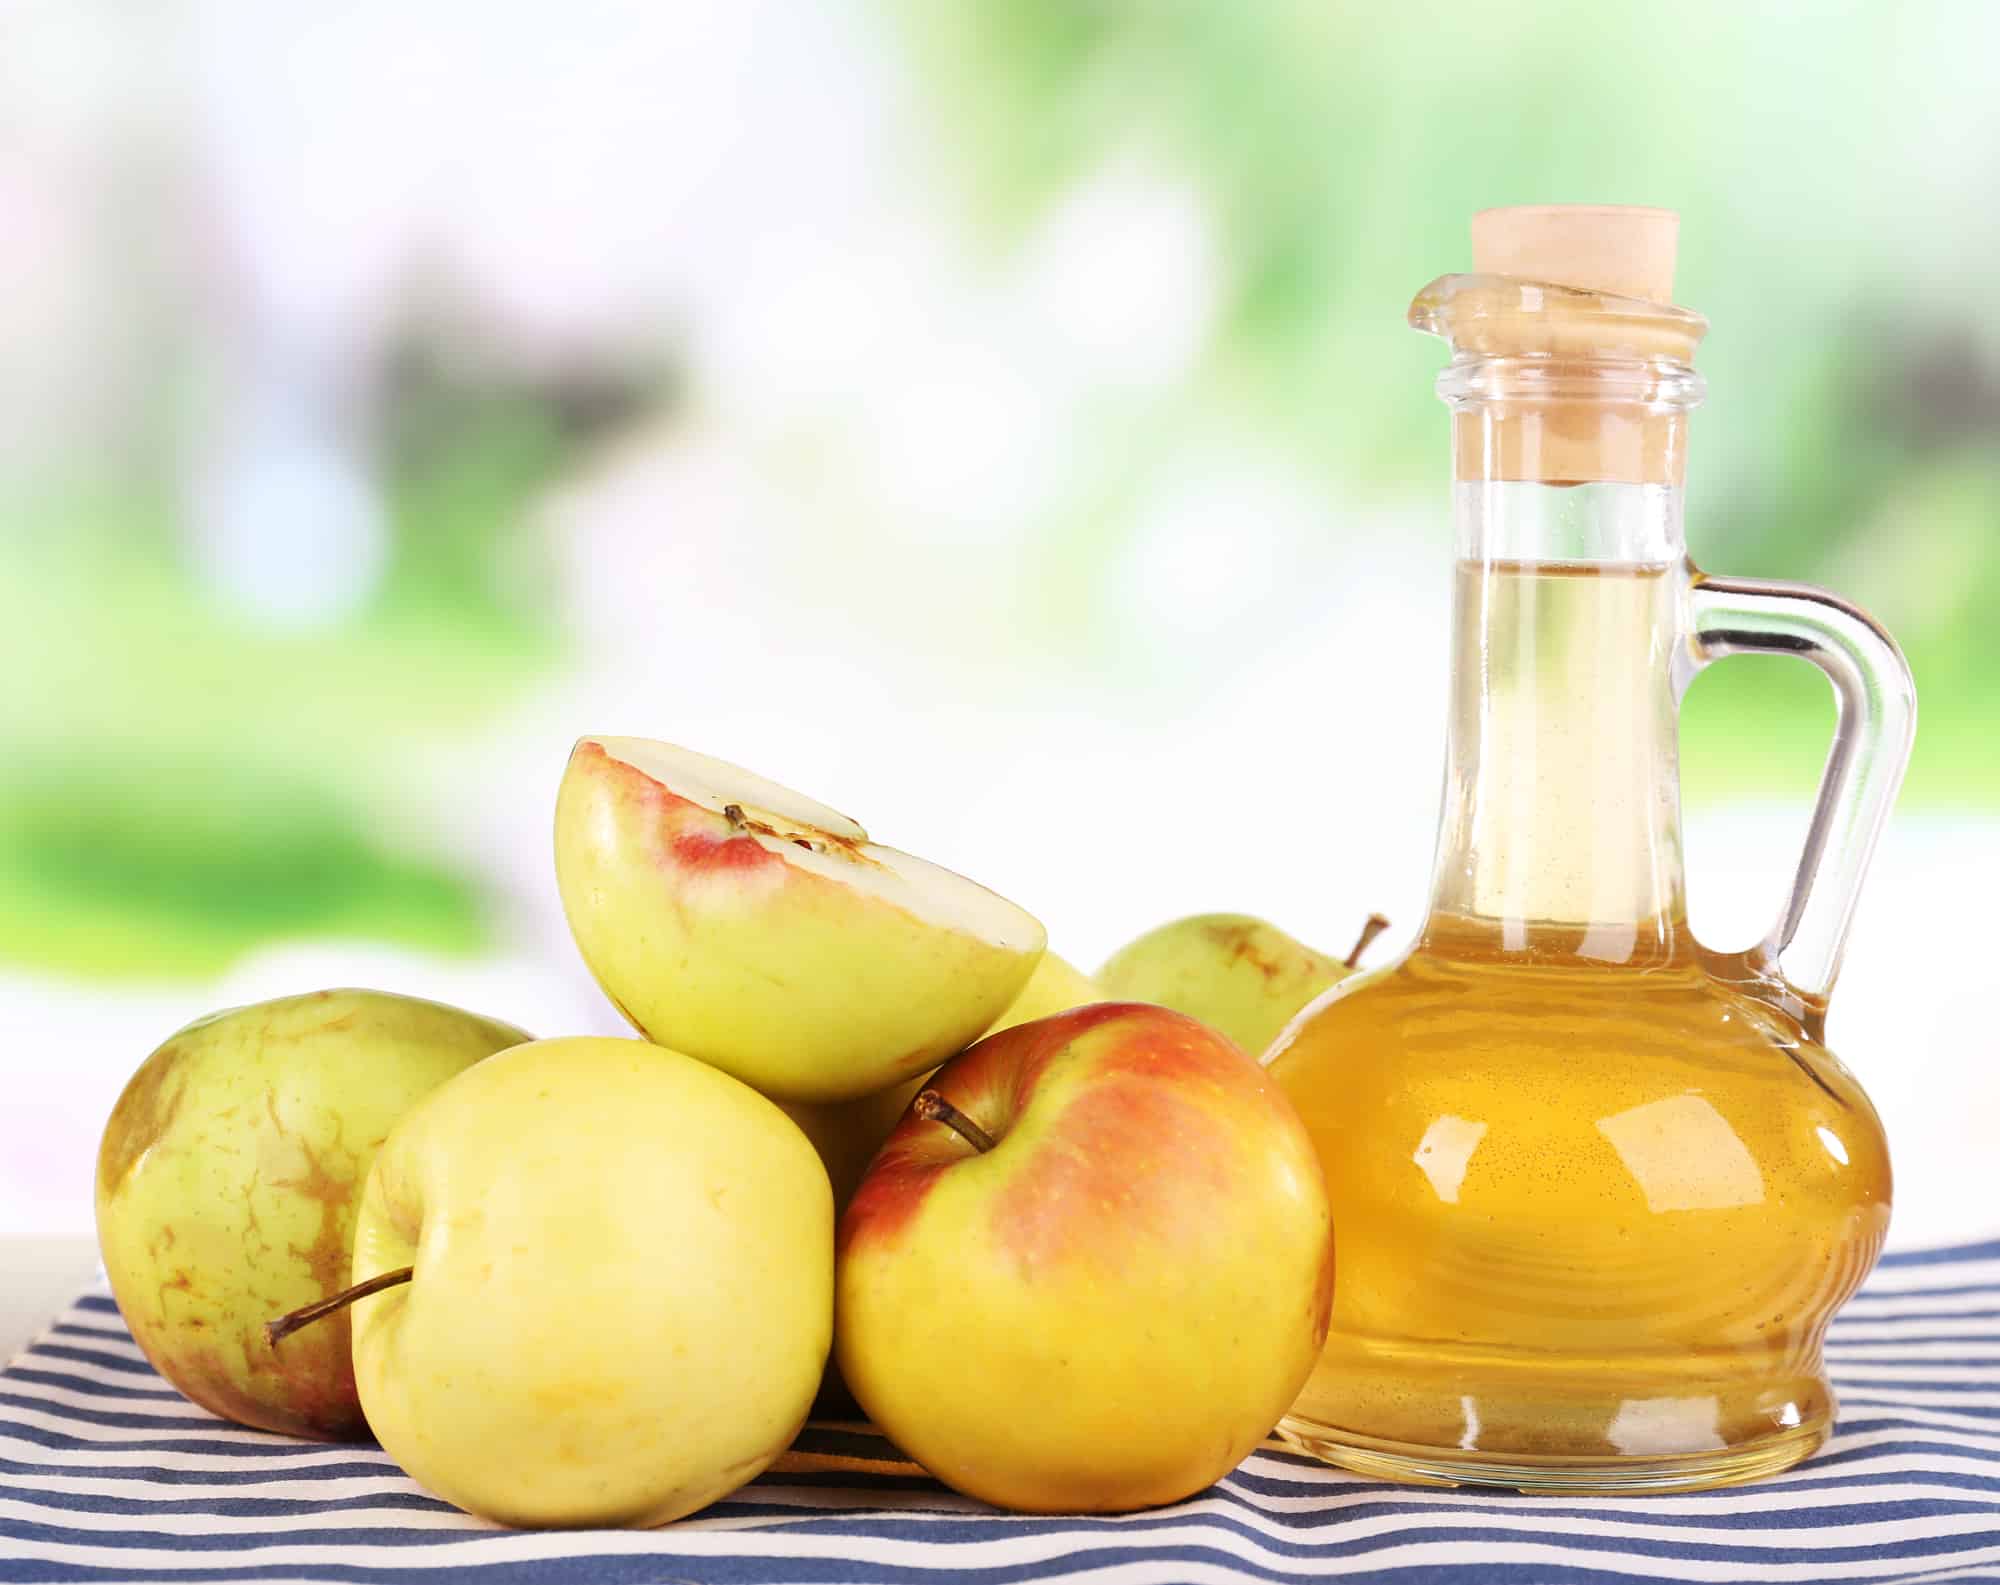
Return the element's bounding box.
[1424,480,1691,963]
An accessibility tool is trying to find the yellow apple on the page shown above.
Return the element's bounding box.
[836,1003,1334,1512]
[347,1036,833,1528]
[1097,913,1388,1059]
[984,951,1102,1036]
[778,1070,929,1422]
[94,989,527,1439]
[555,736,1046,1102]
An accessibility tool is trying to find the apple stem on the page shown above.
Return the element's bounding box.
[1344,913,1391,969]
[265,1267,414,1347]
[913,1090,997,1154]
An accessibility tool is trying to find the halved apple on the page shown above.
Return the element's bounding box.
[555,736,1046,1102]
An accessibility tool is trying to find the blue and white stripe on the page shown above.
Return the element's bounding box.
[4,1240,1998,1583]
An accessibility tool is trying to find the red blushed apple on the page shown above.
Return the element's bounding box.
[834,1002,1335,1513]
[554,737,1045,1104]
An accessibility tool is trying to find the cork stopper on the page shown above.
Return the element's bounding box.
[1470,205,1679,303]
[1413,205,1705,486]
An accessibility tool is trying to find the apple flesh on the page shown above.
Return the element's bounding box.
[1097,912,1387,1060]
[347,1036,833,1528]
[555,736,1046,1102]
[95,989,527,1439]
[836,1003,1335,1512]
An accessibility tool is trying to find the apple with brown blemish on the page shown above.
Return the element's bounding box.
[554,736,1046,1102]
[94,989,527,1438]
[1097,912,1390,1060]
[835,1002,1335,1512]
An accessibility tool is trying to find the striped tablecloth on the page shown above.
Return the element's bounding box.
[3,1239,1998,1584]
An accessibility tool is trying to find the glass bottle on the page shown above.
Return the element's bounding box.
[1267,207,1916,1493]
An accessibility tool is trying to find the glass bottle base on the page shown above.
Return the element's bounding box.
[1273,1413,1829,1495]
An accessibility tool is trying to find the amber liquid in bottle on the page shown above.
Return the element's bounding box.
[1267,559,1892,1490]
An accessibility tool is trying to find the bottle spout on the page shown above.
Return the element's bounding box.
[1408,203,1707,363]
[1409,206,1709,486]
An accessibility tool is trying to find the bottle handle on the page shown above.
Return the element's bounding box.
[1679,572,1916,1033]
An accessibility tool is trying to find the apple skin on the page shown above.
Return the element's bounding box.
[778,953,1105,1214]
[555,738,1045,1102]
[1098,914,1353,1060]
[983,951,1102,1037]
[94,989,528,1440]
[781,1072,933,1219]
[348,1036,833,1528]
[836,1003,1334,1512]
[782,954,1106,1419]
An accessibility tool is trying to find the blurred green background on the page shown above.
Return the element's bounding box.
[6,1,1992,982]
[3,1,1995,1236]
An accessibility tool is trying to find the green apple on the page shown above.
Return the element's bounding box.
[836,1003,1334,1512]
[345,1036,833,1528]
[555,736,1046,1102]
[94,989,527,1439]
[1097,913,1388,1059]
